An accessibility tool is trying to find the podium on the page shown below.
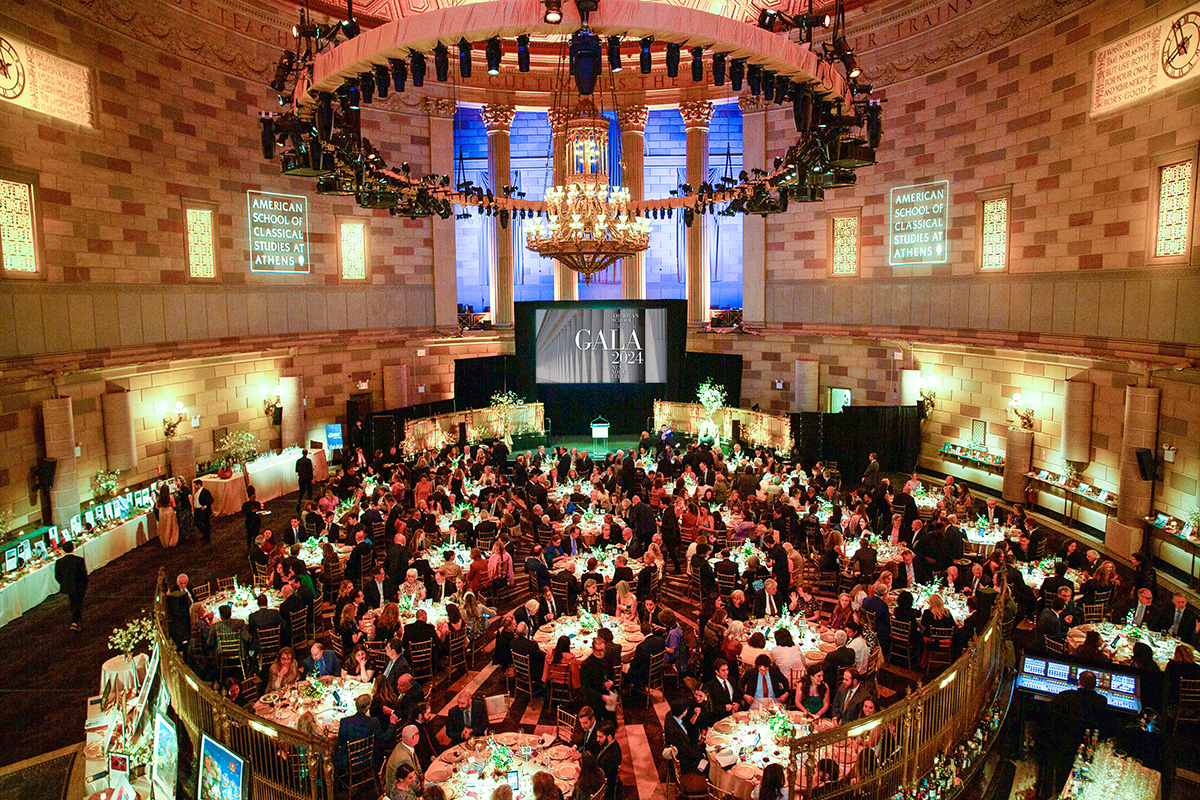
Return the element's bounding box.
[591,417,610,451]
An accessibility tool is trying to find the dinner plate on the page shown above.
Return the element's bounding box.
[622,622,640,633]
[732,711,751,723]
[495,732,520,746]
[819,632,836,643]
[625,633,645,644]
[710,720,733,734]
[442,788,456,800]
[548,744,575,760]
[706,733,732,748]
[554,762,580,781]
[426,765,452,782]
[819,642,836,653]
[443,747,466,762]
[261,692,279,704]
[804,650,825,662]
[731,763,760,781]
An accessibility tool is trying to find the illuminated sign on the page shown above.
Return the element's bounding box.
[1092,3,1200,116]
[889,180,948,266]
[247,190,309,273]
[0,33,94,127]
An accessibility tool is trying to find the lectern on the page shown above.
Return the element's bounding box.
[590,416,610,451]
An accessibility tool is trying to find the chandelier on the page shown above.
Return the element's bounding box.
[526,99,650,283]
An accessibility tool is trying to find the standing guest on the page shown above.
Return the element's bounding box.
[54,539,88,631]
[174,477,195,542]
[243,486,264,548]
[296,448,314,512]
[192,479,215,543]
[156,483,179,548]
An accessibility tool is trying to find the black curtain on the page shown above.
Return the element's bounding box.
[789,406,920,486]
[681,352,743,408]
[454,355,517,409]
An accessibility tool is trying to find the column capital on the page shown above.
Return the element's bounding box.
[481,103,517,133]
[679,100,715,130]
[738,93,765,113]
[548,107,570,133]
[420,97,457,118]
[617,105,649,132]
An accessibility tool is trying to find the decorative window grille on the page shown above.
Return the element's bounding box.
[340,220,367,280]
[0,179,37,273]
[980,197,1008,270]
[1156,161,1192,258]
[185,208,216,278]
[831,215,858,275]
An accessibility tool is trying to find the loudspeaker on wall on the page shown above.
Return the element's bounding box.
[1135,447,1156,481]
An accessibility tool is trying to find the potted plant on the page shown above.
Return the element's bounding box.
[93,468,120,500]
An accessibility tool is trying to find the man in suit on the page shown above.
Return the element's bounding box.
[852,535,878,578]
[165,572,195,649]
[861,582,892,656]
[823,631,856,689]
[943,515,965,562]
[335,694,385,770]
[554,563,581,614]
[450,510,476,547]
[691,543,718,599]
[665,696,708,782]
[628,621,666,685]
[304,642,341,679]
[979,496,1003,527]
[242,486,264,548]
[1131,551,1158,595]
[1043,672,1108,797]
[753,578,785,617]
[514,599,541,633]
[54,540,88,632]
[394,674,425,725]
[383,724,423,788]
[714,550,739,582]
[966,562,988,596]
[247,593,284,653]
[594,720,623,800]
[572,706,601,755]
[706,658,740,719]
[896,550,922,589]
[361,501,384,541]
[380,638,408,691]
[1156,593,1197,640]
[1013,533,1037,563]
[831,668,869,723]
[629,495,656,544]
[365,565,396,611]
[295,449,315,512]
[619,450,636,493]
[277,583,306,647]
[862,452,881,492]
[402,609,438,658]
[512,623,546,686]
[283,516,304,547]
[894,487,919,532]
[192,479,215,543]
[446,690,487,744]
[611,556,635,588]
[344,529,373,586]
[1117,588,1158,628]
[208,603,251,654]
[740,653,791,707]
[1036,597,1067,651]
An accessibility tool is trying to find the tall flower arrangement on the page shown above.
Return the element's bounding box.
[696,379,726,442]
[490,390,525,448]
[93,468,121,500]
[109,615,155,662]
[219,429,260,486]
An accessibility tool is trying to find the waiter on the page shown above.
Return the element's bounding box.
[54,540,88,632]
[295,448,314,512]
[192,478,215,543]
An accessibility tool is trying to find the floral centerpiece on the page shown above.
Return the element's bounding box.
[109,615,155,663]
[490,390,525,448]
[0,505,13,545]
[93,469,120,500]
[489,740,515,775]
[301,680,329,703]
[219,428,260,484]
[578,609,599,631]
[696,379,727,443]
[766,706,795,741]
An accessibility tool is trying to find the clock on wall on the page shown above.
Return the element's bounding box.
[1163,11,1200,79]
[0,36,26,100]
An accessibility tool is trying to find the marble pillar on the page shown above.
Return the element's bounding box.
[548,107,578,301]
[101,391,137,472]
[279,376,303,448]
[619,105,649,300]
[42,397,80,528]
[1117,386,1160,527]
[681,100,714,326]
[422,98,459,331]
[482,103,517,327]
[739,94,767,327]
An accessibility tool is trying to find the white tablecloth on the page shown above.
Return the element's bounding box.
[0,512,156,627]
[200,449,329,516]
[101,652,148,693]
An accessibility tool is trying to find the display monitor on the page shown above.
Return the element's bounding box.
[533,305,669,384]
[198,734,247,800]
[1016,653,1142,712]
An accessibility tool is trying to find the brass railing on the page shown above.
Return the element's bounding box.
[783,592,1010,800]
[151,571,336,800]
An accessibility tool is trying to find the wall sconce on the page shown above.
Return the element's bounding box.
[1008,392,1036,430]
[918,377,937,410]
[263,384,282,417]
[163,401,187,439]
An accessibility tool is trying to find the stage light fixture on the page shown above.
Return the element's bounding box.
[269,50,295,92]
[757,9,778,30]
[374,64,390,98]
[341,17,360,39]
[729,58,744,90]
[571,28,602,94]
[486,38,503,75]
[712,52,726,86]
[517,35,531,72]
[866,103,882,148]
[434,43,449,81]
[691,47,704,82]
[747,64,761,95]
[793,83,813,132]
[833,36,860,79]
[774,76,789,105]
[544,0,563,23]
[458,38,472,78]
[640,37,653,73]
[761,70,775,101]
[259,113,276,159]
[410,50,426,86]
[358,72,374,103]
[608,36,623,73]
[665,43,681,77]
[390,58,407,92]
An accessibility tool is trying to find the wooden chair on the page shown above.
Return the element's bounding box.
[304,517,320,541]
[1044,637,1067,656]
[1081,602,1107,624]
[217,576,238,593]
[889,618,914,669]
[556,708,577,744]
[447,629,470,677]
[409,639,436,685]
[216,630,246,681]
[663,747,707,800]
[708,779,738,800]
[551,576,571,613]
[815,571,838,598]
[1173,678,1200,727]
[366,640,387,671]
[689,573,703,604]
[341,736,378,799]
[329,635,344,660]
[239,674,262,704]
[192,581,211,601]
[357,553,373,588]
[317,605,334,638]
[251,560,269,581]
[288,608,309,651]
[923,624,956,672]
[630,650,666,707]
[513,651,535,699]
[1091,587,1112,609]
[253,574,271,590]
[324,561,344,604]
[257,626,282,671]
[716,572,738,602]
[546,663,575,708]
[650,575,662,603]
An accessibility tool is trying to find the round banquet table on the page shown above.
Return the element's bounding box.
[254,677,374,736]
[101,653,148,693]
[552,514,627,543]
[201,587,283,624]
[706,708,844,800]
[360,598,456,638]
[961,523,1008,557]
[736,616,831,671]
[842,537,905,576]
[534,614,641,663]
[553,546,642,584]
[424,733,579,800]
[889,585,970,624]
[296,539,351,571]
[1066,622,1181,669]
[1016,560,1085,595]
[711,542,770,574]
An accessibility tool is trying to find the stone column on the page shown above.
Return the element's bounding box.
[619,105,649,300]
[42,398,80,528]
[681,100,714,326]
[279,376,303,448]
[1061,380,1094,464]
[1003,427,1033,503]
[422,98,459,332]
[482,103,517,327]
[101,391,137,472]
[548,107,578,301]
[167,435,196,484]
[792,360,819,413]
[740,94,767,327]
[1117,386,1160,526]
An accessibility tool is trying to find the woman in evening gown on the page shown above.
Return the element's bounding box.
[156,483,179,548]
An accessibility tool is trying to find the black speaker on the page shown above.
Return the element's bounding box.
[458,422,468,446]
[731,419,741,444]
[37,458,57,491]
[1135,448,1156,481]
[272,406,283,426]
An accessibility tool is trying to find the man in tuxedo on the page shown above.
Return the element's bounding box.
[862,452,881,492]
[852,535,878,578]
[831,668,869,723]
[896,550,922,589]
[1156,593,1197,640]
[664,696,708,784]
[335,694,385,770]
[344,529,373,586]
[1036,597,1067,651]
[54,540,88,632]
[706,659,740,719]
[512,623,546,685]
[192,479,215,543]
[380,638,408,691]
[740,653,790,707]
[247,593,284,653]
[594,721,623,800]
[628,621,666,685]
[753,579,785,617]
[365,565,396,610]
[304,642,341,679]
[445,690,487,744]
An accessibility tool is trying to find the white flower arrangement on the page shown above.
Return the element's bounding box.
[93,468,120,500]
[219,428,260,467]
[109,615,155,662]
[696,379,727,415]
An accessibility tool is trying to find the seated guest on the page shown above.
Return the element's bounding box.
[740,631,769,667]
[799,669,831,719]
[402,608,439,662]
[664,696,709,788]
[830,668,868,723]
[1072,630,1112,665]
[305,642,342,680]
[706,658,740,718]
[1036,596,1067,651]
[445,690,487,744]
[771,629,804,678]
[726,589,751,622]
[823,630,856,689]
[334,694,384,770]
[721,620,745,664]
[268,646,301,690]
[1155,593,1198,640]
[628,621,666,685]
[661,608,686,667]
[542,635,581,690]
[753,579,785,617]
[247,593,283,653]
[1117,588,1159,628]
[365,565,396,610]
[512,622,546,684]
[741,653,790,708]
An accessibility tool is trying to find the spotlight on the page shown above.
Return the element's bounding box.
[608,36,623,73]
[543,0,563,23]
[683,207,695,227]
[866,103,882,148]
[374,64,390,98]
[269,50,295,93]
[389,58,407,92]
[571,28,601,94]
[792,83,813,132]
[259,113,276,159]
[518,34,531,72]
[358,72,374,103]
[316,92,334,139]
[691,47,704,82]
[341,17,360,39]
[757,9,778,30]
[712,52,726,86]
[486,38,502,75]
[729,58,744,90]
[833,36,860,79]
[665,43,681,77]
[761,70,775,101]
[434,42,449,81]
[747,64,761,95]
[458,38,472,78]
[640,37,652,73]
[774,76,789,105]
[410,50,426,86]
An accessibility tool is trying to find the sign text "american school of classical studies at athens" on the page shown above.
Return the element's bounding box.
[246,190,310,273]
[889,180,950,266]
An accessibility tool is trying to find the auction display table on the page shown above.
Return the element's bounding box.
[200,447,329,516]
[707,707,840,800]
[534,612,641,663]
[255,677,374,737]
[101,652,149,693]
[424,733,578,800]
[0,511,156,627]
